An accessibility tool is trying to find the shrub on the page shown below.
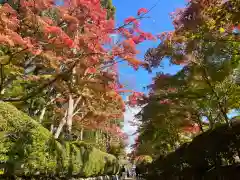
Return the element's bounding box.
[0,102,120,178]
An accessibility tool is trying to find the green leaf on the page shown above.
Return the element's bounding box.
[0,55,10,64]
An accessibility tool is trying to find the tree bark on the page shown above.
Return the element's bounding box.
[54,96,82,139]
[66,94,74,133]
[95,130,98,143]
[39,95,59,123]
[50,124,54,134]
[80,127,84,141]
[39,107,46,123]
[54,110,67,139]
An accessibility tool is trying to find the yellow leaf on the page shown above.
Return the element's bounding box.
[219,27,225,33]
[0,55,10,64]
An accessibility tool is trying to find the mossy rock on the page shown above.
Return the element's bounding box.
[0,102,120,177]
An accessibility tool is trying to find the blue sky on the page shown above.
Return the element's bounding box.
[112,0,186,152]
[113,0,185,95]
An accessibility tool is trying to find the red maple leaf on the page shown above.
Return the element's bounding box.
[137,8,148,16]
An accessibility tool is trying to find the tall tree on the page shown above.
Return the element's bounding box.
[133,0,240,158]
[0,0,155,148]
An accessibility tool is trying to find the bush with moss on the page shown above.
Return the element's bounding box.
[0,102,119,178]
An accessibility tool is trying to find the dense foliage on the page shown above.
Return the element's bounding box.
[132,0,240,161]
[0,0,158,177]
[146,119,240,180]
[1,0,240,178]
[0,102,119,178]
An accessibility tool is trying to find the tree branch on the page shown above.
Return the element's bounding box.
[201,65,229,125]
[0,52,98,102]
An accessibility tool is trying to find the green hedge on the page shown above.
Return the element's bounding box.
[146,120,240,179]
[0,102,119,177]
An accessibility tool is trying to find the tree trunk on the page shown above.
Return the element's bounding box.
[54,96,82,139]
[201,67,229,125]
[95,130,98,143]
[54,111,67,139]
[54,118,66,139]
[39,107,46,123]
[73,96,81,110]
[80,127,84,141]
[50,124,54,134]
[66,94,74,133]
[39,96,59,123]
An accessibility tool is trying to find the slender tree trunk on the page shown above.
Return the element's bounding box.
[95,130,98,144]
[54,111,67,139]
[39,96,59,123]
[73,96,81,110]
[201,67,229,125]
[50,124,54,134]
[54,95,82,139]
[66,94,74,133]
[39,107,46,123]
[80,127,84,141]
[67,96,82,133]
[54,118,66,139]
